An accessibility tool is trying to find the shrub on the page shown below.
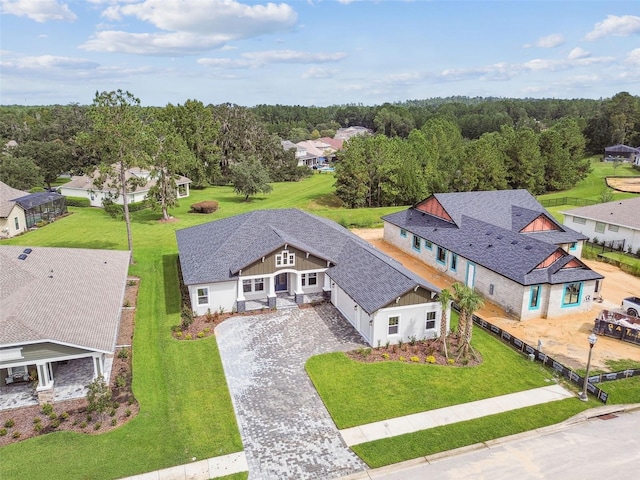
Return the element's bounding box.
[448,358,455,365]
[397,339,404,350]
[80,422,87,429]
[197,331,205,338]
[125,408,132,417]
[116,375,127,388]
[399,356,406,362]
[51,419,61,428]
[12,431,20,439]
[382,353,390,359]
[190,200,219,214]
[203,327,211,334]
[357,347,372,357]
[117,348,129,359]
[60,412,69,421]
[426,355,436,364]
[123,299,131,307]
[109,409,117,417]
[64,196,90,207]
[33,417,42,424]
[0,428,6,436]
[86,415,92,422]
[408,335,417,346]
[49,412,57,420]
[111,418,117,427]
[175,331,183,338]
[41,403,53,415]
[34,423,43,432]
[181,305,194,329]
[184,333,193,340]
[94,422,102,430]
[86,375,112,420]
[410,356,420,362]
[4,419,15,428]
[127,279,137,287]
[385,340,390,349]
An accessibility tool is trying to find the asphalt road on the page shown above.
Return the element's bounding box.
[369,409,640,480]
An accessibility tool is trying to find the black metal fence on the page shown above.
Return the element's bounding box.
[538,197,599,208]
[470,314,610,403]
[585,239,628,254]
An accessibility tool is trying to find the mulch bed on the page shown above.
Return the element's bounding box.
[0,278,141,447]
[346,334,482,367]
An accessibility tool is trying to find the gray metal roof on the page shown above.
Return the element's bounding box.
[561,197,640,231]
[383,190,602,286]
[176,209,440,314]
[13,191,65,210]
[0,246,130,353]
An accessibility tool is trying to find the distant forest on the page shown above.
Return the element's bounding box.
[1,92,638,207]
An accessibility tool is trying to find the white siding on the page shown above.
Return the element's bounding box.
[190,281,236,316]
[564,215,640,254]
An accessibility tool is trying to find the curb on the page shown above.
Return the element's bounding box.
[333,403,640,480]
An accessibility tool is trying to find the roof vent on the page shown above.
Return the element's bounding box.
[486,231,492,235]
[497,235,503,239]
[525,245,532,250]
[487,244,493,248]
[511,240,519,245]
[18,254,27,260]
[23,248,32,254]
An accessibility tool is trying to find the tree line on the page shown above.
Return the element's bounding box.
[334,117,590,208]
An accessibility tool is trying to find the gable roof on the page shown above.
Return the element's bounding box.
[383,190,600,286]
[0,181,29,218]
[561,197,640,230]
[176,209,440,314]
[0,246,130,353]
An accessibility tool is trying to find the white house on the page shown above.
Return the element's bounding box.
[561,197,640,255]
[383,190,604,321]
[0,182,67,238]
[176,209,449,346]
[0,246,130,402]
[59,167,191,207]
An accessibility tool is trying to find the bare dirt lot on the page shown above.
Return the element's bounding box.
[352,228,640,371]
[606,176,640,193]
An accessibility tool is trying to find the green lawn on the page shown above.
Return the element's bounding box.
[307,321,563,429]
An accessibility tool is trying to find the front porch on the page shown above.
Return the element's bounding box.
[0,356,113,412]
[244,292,326,312]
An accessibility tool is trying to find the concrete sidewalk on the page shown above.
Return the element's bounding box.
[119,451,248,480]
[339,384,574,446]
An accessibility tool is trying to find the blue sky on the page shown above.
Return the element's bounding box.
[1,0,639,107]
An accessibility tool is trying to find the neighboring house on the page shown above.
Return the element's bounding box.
[604,144,639,162]
[561,197,640,255]
[0,181,67,238]
[334,126,372,141]
[0,246,130,396]
[58,167,191,207]
[176,209,448,346]
[383,190,604,321]
[295,140,337,167]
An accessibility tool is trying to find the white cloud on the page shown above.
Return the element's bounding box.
[198,49,346,69]
[1,54,98,70]
[568,47,590,60]
[627,48,640,66]
[585,15,640,41]
[301,67,339,79]
[0,0,76,22]
[84,0,298,55]
[82,30,232,55]
[531,33,565,48]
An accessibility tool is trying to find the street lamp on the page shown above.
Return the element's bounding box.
[578,333,598,401]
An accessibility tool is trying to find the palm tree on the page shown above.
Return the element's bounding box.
[437,288,453,360]
[451,282,484,360]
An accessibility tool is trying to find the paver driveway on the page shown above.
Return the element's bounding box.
[216,303,368,480]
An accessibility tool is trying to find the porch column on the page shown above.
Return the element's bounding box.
[295,272,304,305]
[236,277,246,313]
[92,354,105,379]
[36,362,53,391]
[267,274,276,308]
[323,274,332,301]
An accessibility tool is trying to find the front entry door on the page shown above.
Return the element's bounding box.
[275,273,288,292]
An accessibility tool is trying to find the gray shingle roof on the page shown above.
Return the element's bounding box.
[176,209,440,314]
[383,190,601,286]
[0,181,29,218]
[0,246,130,352]
[560,197,640,231]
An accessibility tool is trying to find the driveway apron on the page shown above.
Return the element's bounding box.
[216,303,368,480]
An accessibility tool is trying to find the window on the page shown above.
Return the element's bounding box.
[254,277,264,292]
[244,278,265,293]
[412,235,421,252]
[425,240,433,250]
[242,280,252,293]
[595,222,605,234]
[529,285,541,310]
[400,229,407,238]
[572,217,586,225]
[197,287,209,305]
[450,253,458,272]
[436,246,446,264]
[562,282,582,307]
[595,279,601,293]
[608,224,619,232]
[569,242,577,251]
[388,316,399,335]
[301,273,317,287]
[425,311,436,330]
[276,250,295,267]
[14,217,19,230]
